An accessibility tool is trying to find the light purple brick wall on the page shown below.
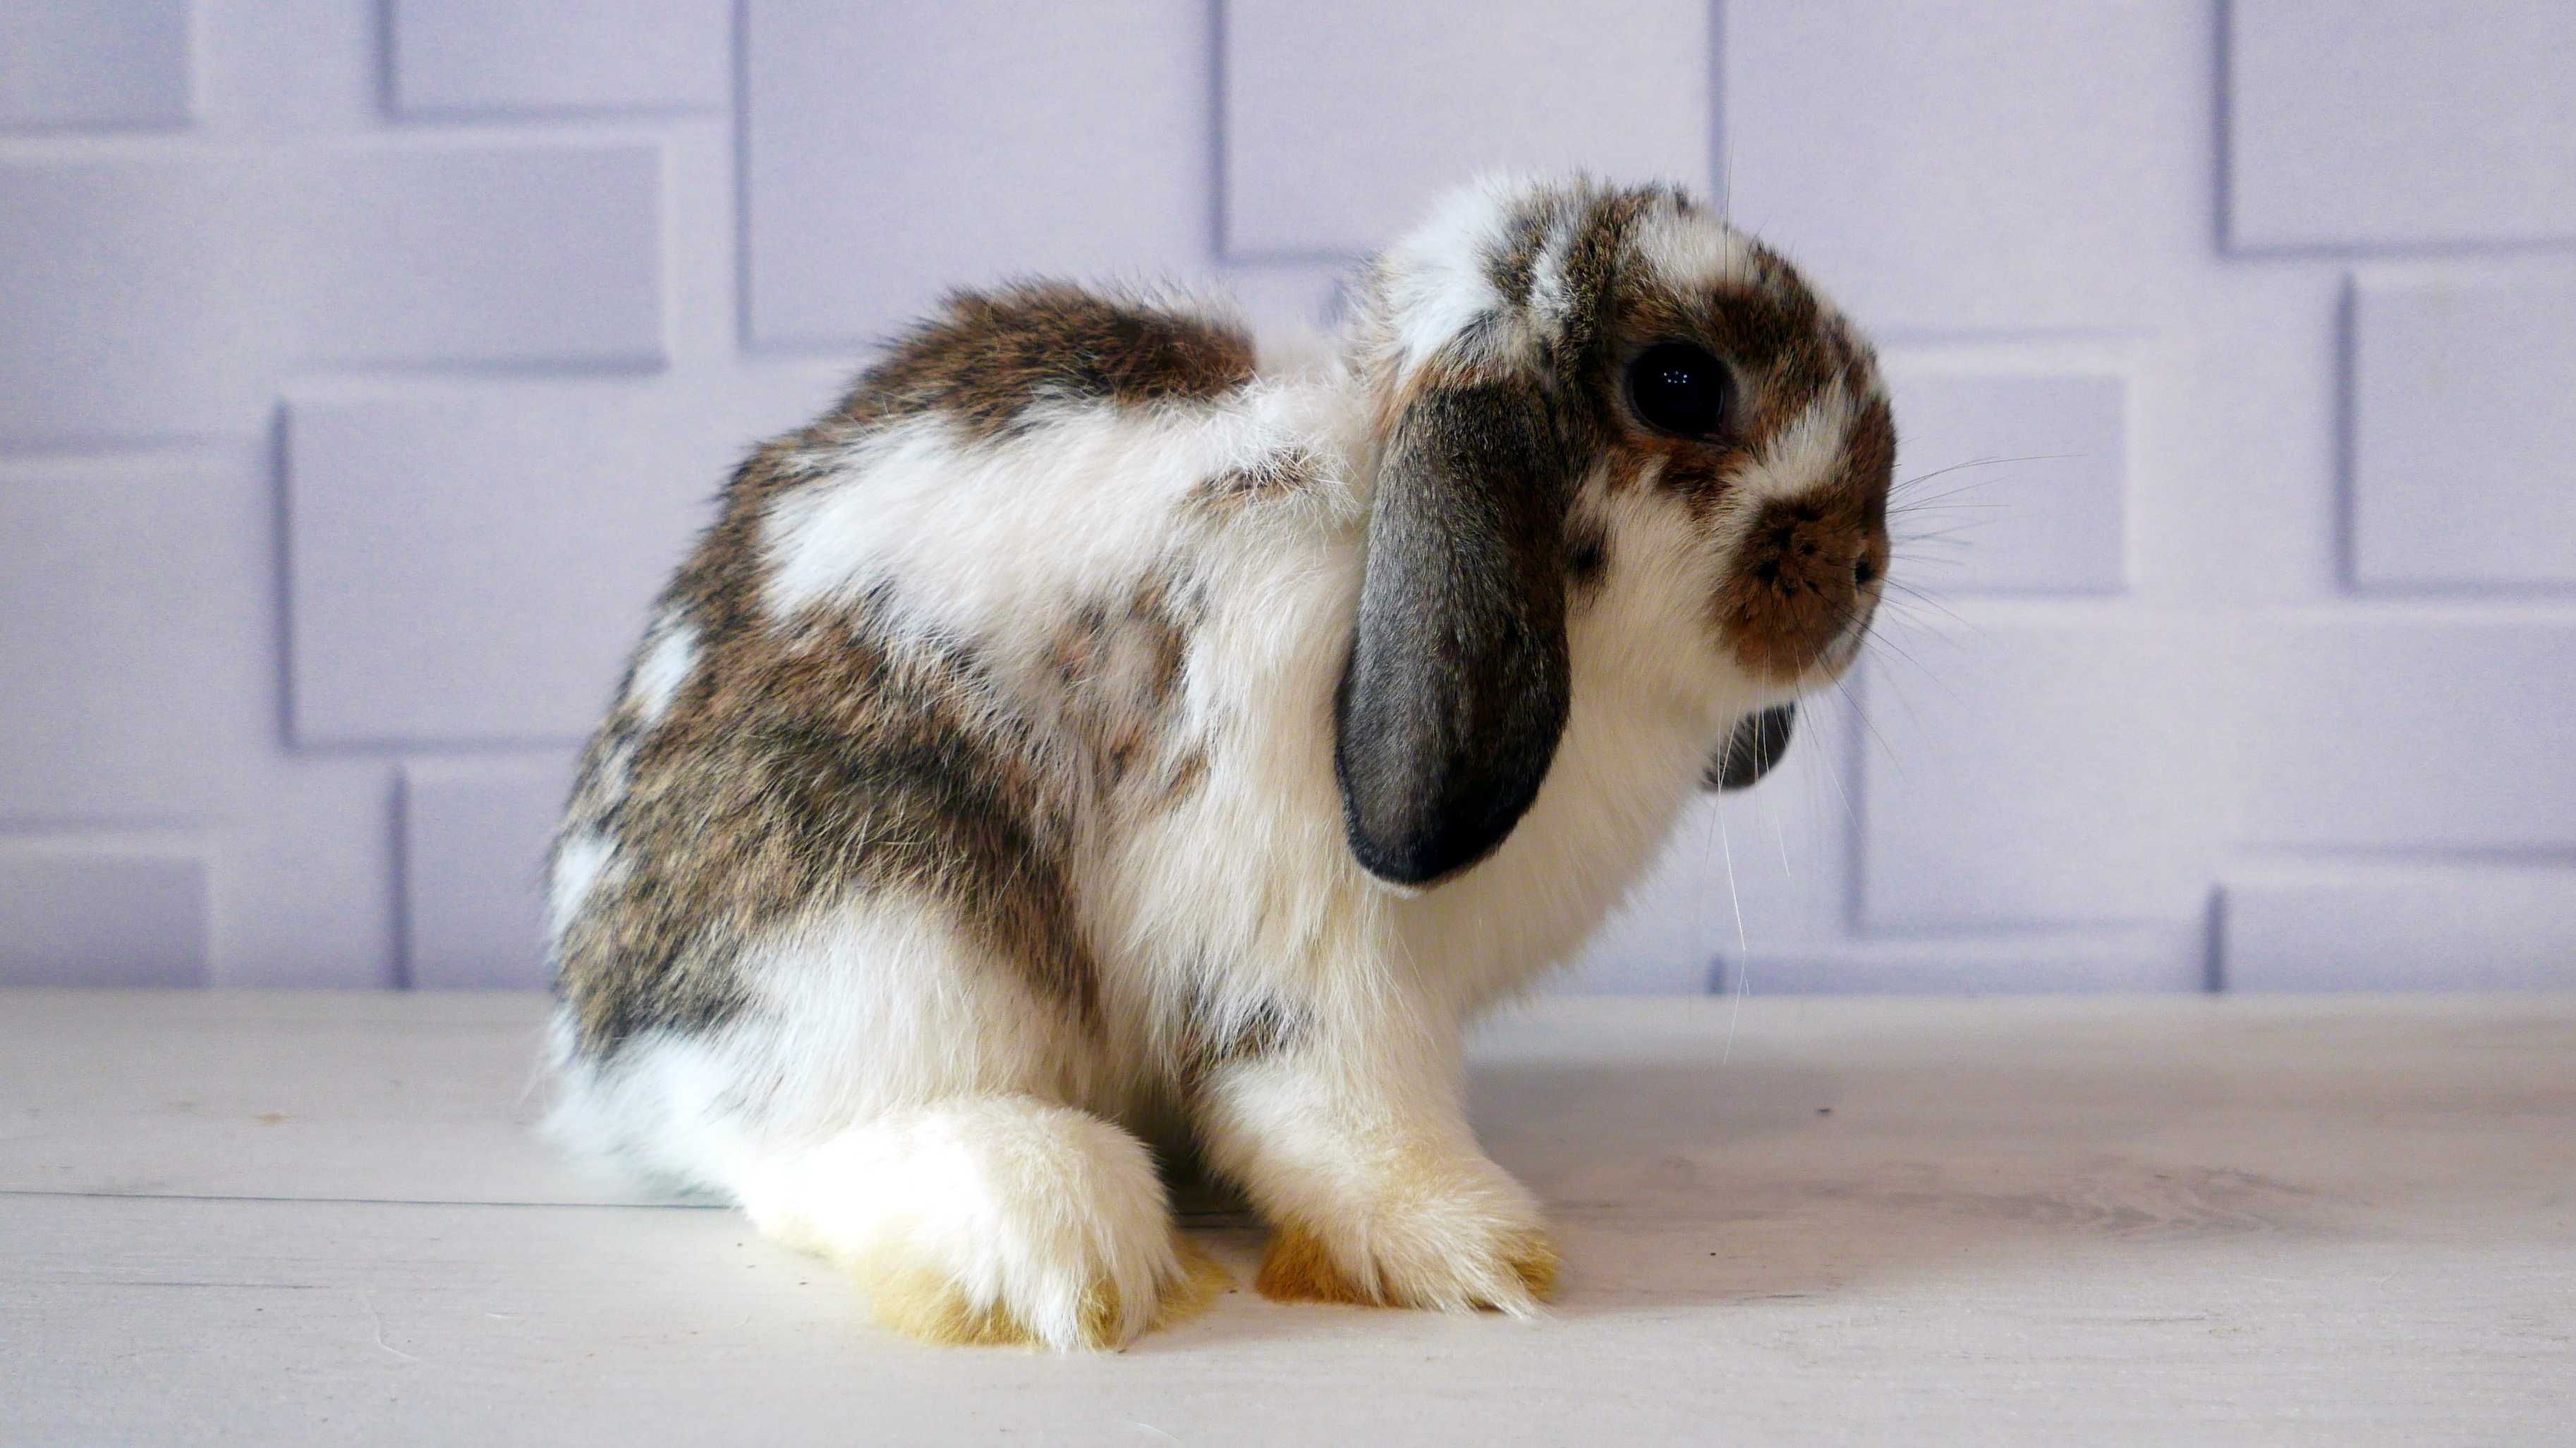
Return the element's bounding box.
[3,1,2569,993]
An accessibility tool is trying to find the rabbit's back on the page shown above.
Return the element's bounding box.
[547,285,1370,1074]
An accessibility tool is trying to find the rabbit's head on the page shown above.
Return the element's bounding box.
[1336,175,1893,887]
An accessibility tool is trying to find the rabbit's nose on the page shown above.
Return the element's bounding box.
[1715,497,1884,684]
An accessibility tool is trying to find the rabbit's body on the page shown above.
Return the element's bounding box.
[547,176,1893,1348]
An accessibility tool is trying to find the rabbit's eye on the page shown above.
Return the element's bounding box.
[1626,343,1732,439]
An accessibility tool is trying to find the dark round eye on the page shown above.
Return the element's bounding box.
[1626,343,1732,439]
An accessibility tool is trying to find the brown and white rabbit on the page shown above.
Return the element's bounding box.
[544,174,1892,1349]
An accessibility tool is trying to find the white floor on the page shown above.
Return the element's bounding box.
[6,990,2572,1445]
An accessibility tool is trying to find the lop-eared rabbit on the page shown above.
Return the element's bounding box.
[545,175,1893,1349]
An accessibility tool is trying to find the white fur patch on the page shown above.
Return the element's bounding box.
[1630,205,1759,292]
[629,617,700,724]
[547,832,616,944]
[1741,385,1859,504]
[757,384,1352,638]
[1526,212,1582,332]
[1377,174,1535,372]
[741,1095,1180,1348]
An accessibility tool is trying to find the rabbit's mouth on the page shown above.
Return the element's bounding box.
[1816,588,1883,678]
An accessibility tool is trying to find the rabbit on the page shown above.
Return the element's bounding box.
[542,173,1893,1351]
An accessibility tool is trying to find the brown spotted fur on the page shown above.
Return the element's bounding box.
[827,282,1257,443]
[552,289,1263,1056]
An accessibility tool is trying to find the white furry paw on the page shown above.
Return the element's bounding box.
[1253,1152,1557,1315]
[744,1097,1225,1351]
[862,1226,1229,1351]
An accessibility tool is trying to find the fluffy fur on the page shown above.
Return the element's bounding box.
[542,174,1895,1349]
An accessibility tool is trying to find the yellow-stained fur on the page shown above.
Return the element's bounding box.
[1256,1222,1559,1308]
[856,1231,1232,1349]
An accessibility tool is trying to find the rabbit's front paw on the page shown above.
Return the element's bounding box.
[861,1227,1229,1351]
[1255,1152,1557,1315]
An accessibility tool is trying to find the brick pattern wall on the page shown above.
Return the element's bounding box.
[4,1,2570,992]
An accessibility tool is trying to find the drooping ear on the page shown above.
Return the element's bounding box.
[1335,375,1576,887]
[1704,705,1797,791]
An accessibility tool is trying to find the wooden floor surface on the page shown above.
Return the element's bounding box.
[4,990,2571,1445]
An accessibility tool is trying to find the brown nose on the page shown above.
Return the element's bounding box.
[1716,496,1887,683]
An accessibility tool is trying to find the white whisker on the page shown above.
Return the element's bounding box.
[1718,808,1750,1066]
[1889,451,2081,496]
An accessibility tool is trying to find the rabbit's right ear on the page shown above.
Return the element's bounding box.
[1335,370,1578,889]
[1706,705,1796,791]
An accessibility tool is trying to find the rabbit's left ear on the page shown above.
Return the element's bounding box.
[1335,372,1577,888]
